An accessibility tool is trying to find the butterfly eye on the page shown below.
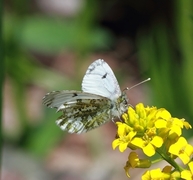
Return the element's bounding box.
[123,97,129,108]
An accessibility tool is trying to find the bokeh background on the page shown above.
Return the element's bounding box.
[2,0,193,180]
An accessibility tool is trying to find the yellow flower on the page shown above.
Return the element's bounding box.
[155,108,171,119]
[125,152,151,178]
[169,137,193,164]
[114,103,171,155]
[142,168,170,180]
[124,152,139,178]
[131,136,163,157]
[112,103,192,179]
[123,103,159,131]
[155,117,184,138]
[112,122,136,152]
[142,166,180,180]
[162,166,181,179]
[183,121,192,129]
[181,161,193,180]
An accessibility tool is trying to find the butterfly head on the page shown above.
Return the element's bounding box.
[113,78,151,118]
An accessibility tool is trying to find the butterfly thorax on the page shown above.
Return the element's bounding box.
[111,91,128,118]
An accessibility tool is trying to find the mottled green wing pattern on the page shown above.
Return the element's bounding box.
[43,91,112,133]
[56,98,112,133]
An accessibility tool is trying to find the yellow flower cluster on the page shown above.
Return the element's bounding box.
[112,103,193,179]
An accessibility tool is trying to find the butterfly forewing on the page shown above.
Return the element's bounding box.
[43,90,106,110]
[82,59,121,100]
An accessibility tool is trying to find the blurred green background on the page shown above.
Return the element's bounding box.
[2,0,193,180]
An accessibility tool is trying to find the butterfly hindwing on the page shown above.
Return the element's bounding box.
[43,91,112,133]
[56,98,112,133]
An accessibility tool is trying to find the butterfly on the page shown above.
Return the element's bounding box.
[42,59,129,134]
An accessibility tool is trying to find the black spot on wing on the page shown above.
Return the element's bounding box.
[72,93,78,97]
[102,73,107,79]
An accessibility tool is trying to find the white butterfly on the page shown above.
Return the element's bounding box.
[42,59,128,134]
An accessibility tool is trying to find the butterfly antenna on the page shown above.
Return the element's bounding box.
[123,78,151,91]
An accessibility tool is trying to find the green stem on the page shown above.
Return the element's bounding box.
[151,158,162,164]
[156,148,184,171]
